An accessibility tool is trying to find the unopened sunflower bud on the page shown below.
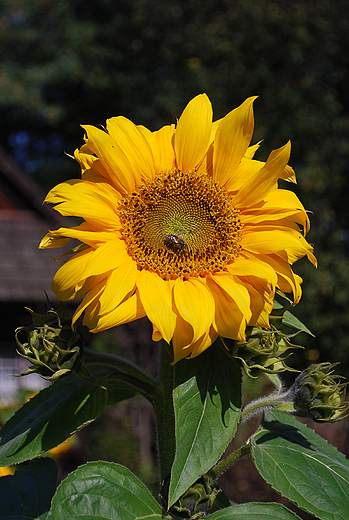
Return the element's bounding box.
[160,474,220,519]
[230,325,302,377]
[15,302,83,380]
[289,363,348,423]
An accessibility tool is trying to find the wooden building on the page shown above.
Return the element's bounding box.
[0,146,65,399]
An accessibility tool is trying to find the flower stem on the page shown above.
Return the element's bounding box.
[240,390,293,423]
[153,343,176,482]
[208,442,251,480]
[83,348,158,398]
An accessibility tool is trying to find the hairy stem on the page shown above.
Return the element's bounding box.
[208,442,251,480]
[240,390,292,423]
[83,348,158,398]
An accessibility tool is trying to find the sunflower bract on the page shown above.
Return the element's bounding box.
[40,94,316,363]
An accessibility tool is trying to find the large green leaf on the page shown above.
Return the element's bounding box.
[0,457,57,519]
[251,409,349,520]
[168,342,242,507]
[205,502,302,519]
[0,367,137,467]
[48,461,170,519]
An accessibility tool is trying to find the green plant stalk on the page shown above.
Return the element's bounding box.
[108,371,158,401]
[240,391,293,423]
[208,443,251,480]
[85,344,176,481]
[153,343,176,482]
[208,387,293,480]
[83,348,158,398]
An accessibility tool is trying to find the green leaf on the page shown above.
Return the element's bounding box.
[282,310,314,336]
[251,409,349,520]
[0,457,57,519]
[168,341,242,507]
[273,301,314,336]
[48,461,170,519]
[0,372,106,466]
[0,366,136,467]
[205,502,302,519]
[0,367,138,466]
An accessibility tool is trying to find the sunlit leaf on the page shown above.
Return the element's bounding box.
[48,461,170,519]
[168,341,241,507]
[251,409,349,520]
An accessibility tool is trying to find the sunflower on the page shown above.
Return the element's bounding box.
[40,94,316,363]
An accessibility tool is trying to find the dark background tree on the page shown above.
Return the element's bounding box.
[1,0,349,372]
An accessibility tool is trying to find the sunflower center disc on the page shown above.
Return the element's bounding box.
[119,170,242,279]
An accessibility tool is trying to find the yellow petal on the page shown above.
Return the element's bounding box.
[171,313,195,363]
[211,272,252,319]
[90,291,146,332]
[257,252,303,304]
[81,239,129,279]
[74,148,109,184]
[153,124,176,173]
[173,277,215,344]
[206,275,248,341]
[151,323,163,342]
[98,258,138,316]
[238,272,275,308]
[137,270,176,344]
[233,141,291,207]
[40,223,119,249]
[72,278,107,328]
[76,141,121,186]
[227,254,278,288]
[213,97,257,186]
[106,116,155,181]
[225,156,262,193]
[174,94,213,172]
[51,248,94,300]
[240,189,310,234]
[283,164,297,184]
[242,227,316,266]
[44,179,121,228]
[49,200,119,227]
[189,327,218,359]
[245,143,261,159]
[40,232,71,249]
[210,119,221,141]
[82,125,136,193]
[243,281,273,328]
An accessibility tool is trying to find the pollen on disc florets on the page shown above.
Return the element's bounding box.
[118,169,242,279]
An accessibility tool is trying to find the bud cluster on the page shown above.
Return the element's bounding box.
[289,362,348,423]
[15,303,83,380]
[160,474,220,519]
[229,325,301,376]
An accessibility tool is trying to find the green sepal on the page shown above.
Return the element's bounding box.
[289,362,348,422]
[15,302,83,380]
[272,300,314,336]
[227,325,303,377]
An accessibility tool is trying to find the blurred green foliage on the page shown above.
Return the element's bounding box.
[1,0,349,373]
